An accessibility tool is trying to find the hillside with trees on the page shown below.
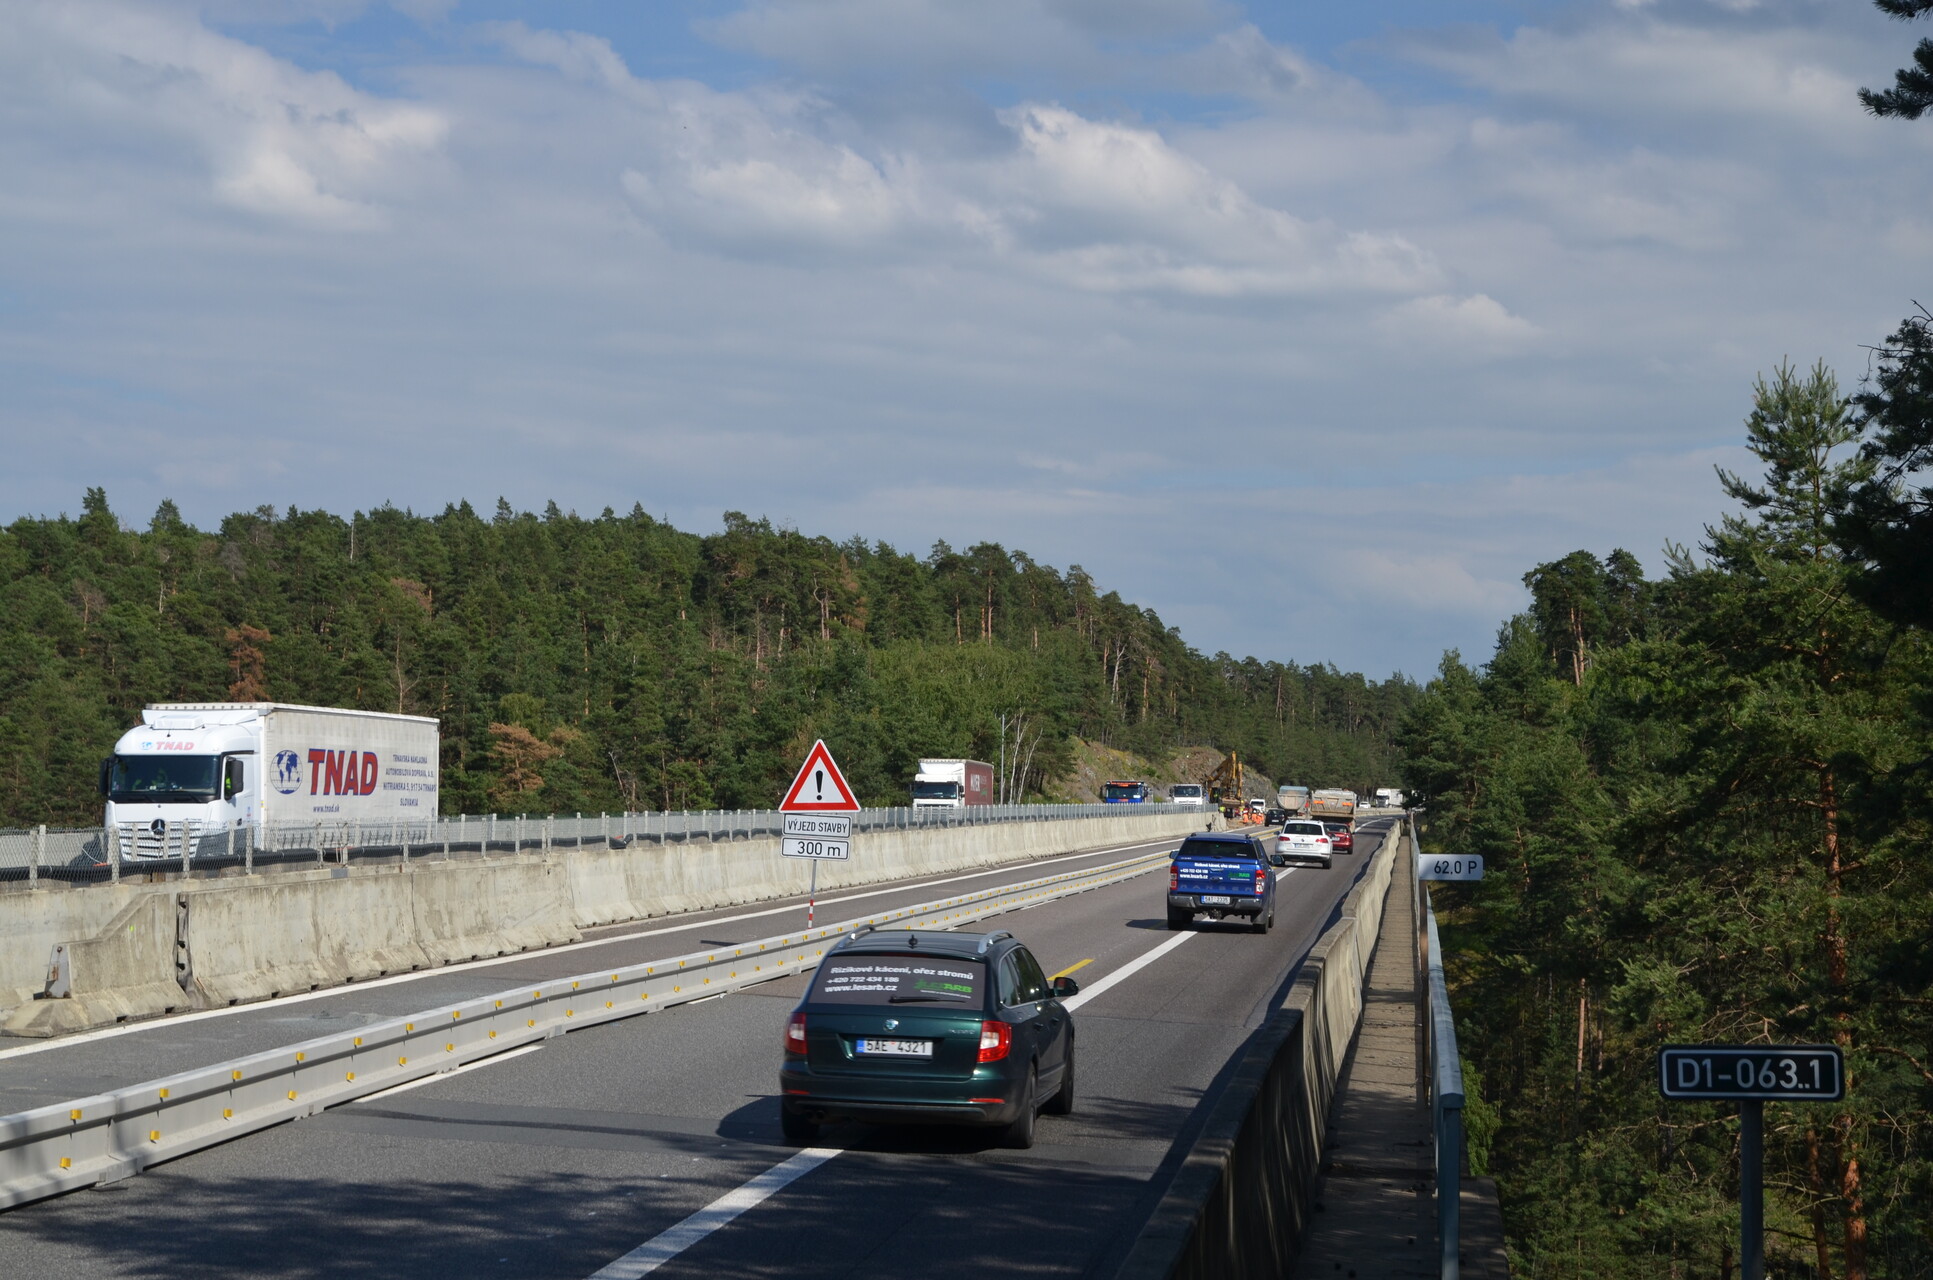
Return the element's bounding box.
[1399,339,1933,1278]
[0,498,1413,826]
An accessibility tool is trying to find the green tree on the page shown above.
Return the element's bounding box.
[1861,0,1933,118]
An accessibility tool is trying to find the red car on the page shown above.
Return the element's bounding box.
[1323,822,1354,853]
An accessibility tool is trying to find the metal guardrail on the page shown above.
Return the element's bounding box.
[0,802,1174,886]
[0,844,1170,1210]
[1414,813,1467,1280]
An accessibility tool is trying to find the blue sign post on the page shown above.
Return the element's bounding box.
[1658,1045,1844,1280]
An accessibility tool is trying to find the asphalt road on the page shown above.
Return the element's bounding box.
[0,818,1396,1279]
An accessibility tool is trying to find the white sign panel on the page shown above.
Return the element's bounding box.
[782,836,850,861]
[1417,853,1484,881]
[784,814,852,840]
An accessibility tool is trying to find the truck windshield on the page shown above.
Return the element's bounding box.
[911,781,961,800]
[1102,783,1146,802]
[1170,786,1201,798]
[110,755,219,802]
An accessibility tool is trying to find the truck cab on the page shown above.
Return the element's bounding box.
[100,708,262,861]
[1166,832,1284,933]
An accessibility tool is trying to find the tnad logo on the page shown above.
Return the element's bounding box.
[306,749,381,797]
[272,749,303,795]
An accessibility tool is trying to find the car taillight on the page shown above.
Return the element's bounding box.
[1317,837,1329,844]
[1169,868,1178,891]
[977,1020,1012,1063]
[785,1011,808,1056]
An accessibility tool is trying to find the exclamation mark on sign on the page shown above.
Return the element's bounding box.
[815,769,825,800]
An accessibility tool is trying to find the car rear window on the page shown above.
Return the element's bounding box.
[809,953,986,1006]
[1283,822,1327,836]
[1177,837,1259,860]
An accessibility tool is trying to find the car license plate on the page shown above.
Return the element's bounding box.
[1201,895,1232,905]
[855,1038,933,1057]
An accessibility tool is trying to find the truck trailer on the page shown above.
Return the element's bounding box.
[1276,785,1312,817]
[910,759,994,808]
[100,702,441,860]
[1308,788,1358,826]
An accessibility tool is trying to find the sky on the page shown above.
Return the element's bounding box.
[2,0,1928,680]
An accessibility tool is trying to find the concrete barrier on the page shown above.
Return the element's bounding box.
[3,810,1204,1037]
[1110,822,1405,1280]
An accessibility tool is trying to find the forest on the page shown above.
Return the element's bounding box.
[1400,315,1933,1278]
[0,495,1414,827]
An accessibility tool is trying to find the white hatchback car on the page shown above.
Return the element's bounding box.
[1275,820,1333,868]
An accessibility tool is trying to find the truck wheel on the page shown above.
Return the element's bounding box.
[1252,911,1271,934]
[1166,908,1191,931]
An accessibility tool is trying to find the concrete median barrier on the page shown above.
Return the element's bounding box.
[3,810,1204,1037]
[1110,821,1405,1280]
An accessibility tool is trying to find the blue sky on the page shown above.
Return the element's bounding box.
[2,0,1927,679]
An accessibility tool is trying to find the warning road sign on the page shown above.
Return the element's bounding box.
[779,740,859,813]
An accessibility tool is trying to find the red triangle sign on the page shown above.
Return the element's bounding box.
[779,740,860,812]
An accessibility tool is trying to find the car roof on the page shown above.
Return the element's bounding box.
[1182,832,1261,846]
[827,928,1014,959]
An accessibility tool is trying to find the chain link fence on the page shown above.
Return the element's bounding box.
[0,802,1181,886]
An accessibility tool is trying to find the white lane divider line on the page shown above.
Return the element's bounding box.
[350,1042,544,1103]
[588,1148,840,1279]
[0,835,1179,1063]
[1059,866,1297,1013]
[584,877,1225,1276]
[1062,931,1193,1011]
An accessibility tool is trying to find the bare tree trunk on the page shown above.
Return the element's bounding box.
[1806,1123,1836,1280]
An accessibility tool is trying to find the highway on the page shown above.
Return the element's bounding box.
[0,818,1396,1279]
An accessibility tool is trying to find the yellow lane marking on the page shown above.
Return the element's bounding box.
[1048,958,1094,980]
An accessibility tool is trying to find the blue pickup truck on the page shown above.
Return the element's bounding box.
[1166,832,1286,932]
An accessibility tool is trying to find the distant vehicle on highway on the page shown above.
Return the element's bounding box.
[1102,779,1149,803]
[100,702,440,861]
[1168,783,1205,805]
[1322,821,1354,854]
[1167,831,1284,931]
[1276,819,1334,868]
[1276,785,1312,817]
[1372,788,1405,809]
[1309,789,1358,827]
[911,759,993,808]
[779,928,1078,1149]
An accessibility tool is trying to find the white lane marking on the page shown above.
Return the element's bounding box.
[583,865,1247,1276]
[1060,932,1195,1011]
[351,1042,545,1103]
[1060,866,1298,1012]
[0,835,1177,1063]
[587,1148,840,1279]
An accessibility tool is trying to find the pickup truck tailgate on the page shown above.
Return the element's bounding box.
[1174,857,1267,898]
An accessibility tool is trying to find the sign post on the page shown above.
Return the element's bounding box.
[778,741,859,927]
[1658,1045,1844,1280]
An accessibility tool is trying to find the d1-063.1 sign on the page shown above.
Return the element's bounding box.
[1659,1045,1844,1101]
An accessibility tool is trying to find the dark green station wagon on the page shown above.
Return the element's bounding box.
[779,928,1079,1149]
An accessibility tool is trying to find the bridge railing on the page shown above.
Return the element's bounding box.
[0,801,1182,885]
[1416,812,1467,1280]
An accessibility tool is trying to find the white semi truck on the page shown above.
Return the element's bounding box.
[910,758,994,808]
[100,702,440,860]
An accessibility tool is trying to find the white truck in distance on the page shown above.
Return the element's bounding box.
[100,702,440,860]
[1372,788,1405,809]
[910,759,994,808]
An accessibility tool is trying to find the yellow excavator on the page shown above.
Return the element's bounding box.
[1202,752,1258,822]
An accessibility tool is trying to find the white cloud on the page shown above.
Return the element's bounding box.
[0,0,1922,679]
[1379,293,1539,355]
[1,1,446,227]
